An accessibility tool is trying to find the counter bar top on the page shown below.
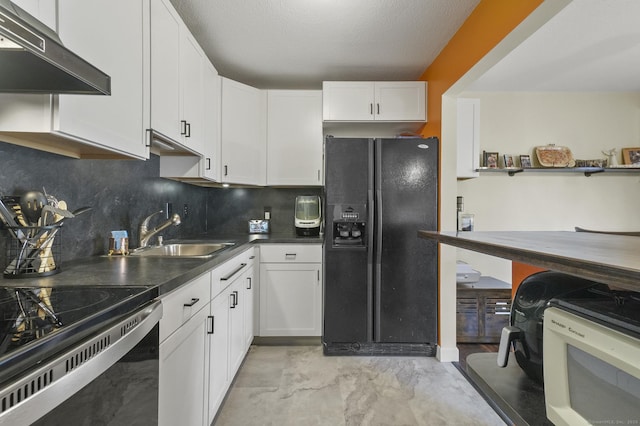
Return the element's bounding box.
[418,231,640,292]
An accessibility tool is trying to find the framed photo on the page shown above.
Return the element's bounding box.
[622,147,640,165]
[503,154,516,168]
[520,155,532,168]
[484,151,499,168]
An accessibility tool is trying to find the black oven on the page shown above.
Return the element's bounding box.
[0,286,161,425]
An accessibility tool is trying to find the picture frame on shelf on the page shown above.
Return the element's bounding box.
[484,151,499,168]
[503,154,516,168]
[622,147,640,165]
[520,155,532,168]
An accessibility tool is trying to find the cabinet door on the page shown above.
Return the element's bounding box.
[180,29,205,153]
[456,98,480,178]
[159,304,208,426]
[221,78,267,185]
[374,82,426,121]
[12,0,56,30]
[228,277,246,374]
[56,0,148,159]
[207,292,230,424]
[243,265,255,347]
[322,82,374,121]
[150,0,181,143]
[202,64,222,181]
[267,91,323,186]
[259,263,322,336]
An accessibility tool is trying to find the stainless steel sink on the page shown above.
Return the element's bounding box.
[130,242,235,258]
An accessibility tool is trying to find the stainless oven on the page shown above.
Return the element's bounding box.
[0,286,161,425]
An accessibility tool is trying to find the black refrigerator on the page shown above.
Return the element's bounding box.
[323,136,438,356]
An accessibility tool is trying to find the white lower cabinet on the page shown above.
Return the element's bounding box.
[259,244,322,336]
[206,289,230,422]
[243,264,256,348]
[159,272,211,426]
[205,247,257,425]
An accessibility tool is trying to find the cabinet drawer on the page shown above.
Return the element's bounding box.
[160,272,211,342]
[211,246,257,297]
[259,244,321,263]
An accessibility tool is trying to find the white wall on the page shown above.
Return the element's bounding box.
[456,91,640,281]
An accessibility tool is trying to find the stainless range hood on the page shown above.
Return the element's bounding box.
[0,0,110,94]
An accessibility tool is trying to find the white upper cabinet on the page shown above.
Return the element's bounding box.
[457,98,480,179]
[0,0,148,159]
[179,29,206,154]
[149,0,181,143]
[11,0,56,31]
[267,90,323,186]
[322,82,374,121]
[56,0,147,158]
[220,77,267,186]
[202,64,222,182]
[322,81,427,122]
[149,0,204,151]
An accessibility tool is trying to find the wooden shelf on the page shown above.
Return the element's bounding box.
[476,166,640,177]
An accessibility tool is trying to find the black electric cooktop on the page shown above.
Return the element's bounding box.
[0,285,156,386]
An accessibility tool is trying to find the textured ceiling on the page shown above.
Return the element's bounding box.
[468,0,640,92]
[169,0,479,89]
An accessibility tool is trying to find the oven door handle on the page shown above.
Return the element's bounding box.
[0,300,162,426]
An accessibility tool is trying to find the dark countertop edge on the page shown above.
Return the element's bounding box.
[418,230,640,291]
[0,235,324,297]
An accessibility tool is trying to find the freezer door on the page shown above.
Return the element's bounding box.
[374,137,438,344]
[323,137,374,344]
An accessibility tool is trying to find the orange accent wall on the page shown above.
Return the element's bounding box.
[418,0,544,141]
[512,262,546,298]
[416,0,544,346]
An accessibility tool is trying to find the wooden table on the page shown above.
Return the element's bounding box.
[418,231,640,291]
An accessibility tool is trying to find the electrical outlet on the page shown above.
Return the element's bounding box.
[183,204,189,218]
[264,206,271,220]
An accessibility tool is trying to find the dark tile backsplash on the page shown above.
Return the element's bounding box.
[0,141,321,271]
[207,187,322,236]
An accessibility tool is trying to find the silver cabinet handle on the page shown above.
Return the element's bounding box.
[246,277,252,290]
[376,103,380,115]
[221,263,247,281]
[285,253,296,260]
[370,103,373,115]
[180,120,187,135]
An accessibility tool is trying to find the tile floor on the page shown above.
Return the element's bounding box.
[214,345,506,425]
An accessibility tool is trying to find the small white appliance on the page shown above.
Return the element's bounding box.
[295,195,321,236]
[543,295,640,425]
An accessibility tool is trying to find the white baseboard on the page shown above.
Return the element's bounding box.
[436,345,460,362]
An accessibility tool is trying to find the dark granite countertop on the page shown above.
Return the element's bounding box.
[0,233,324,296]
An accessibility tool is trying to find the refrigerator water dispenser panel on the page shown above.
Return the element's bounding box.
[330,204,367,247]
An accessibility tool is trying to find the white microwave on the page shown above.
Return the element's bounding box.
[543,306,640,425]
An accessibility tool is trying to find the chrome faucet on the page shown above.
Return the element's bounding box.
[139,211,181,248]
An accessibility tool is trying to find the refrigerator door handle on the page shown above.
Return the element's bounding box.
[373,138,383,341]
